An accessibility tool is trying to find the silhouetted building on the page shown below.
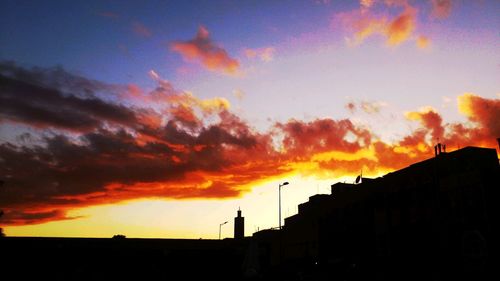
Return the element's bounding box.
[253,146,499,280]
[234,208,244,239]
[2,146,498,280]
[1,236,250,280]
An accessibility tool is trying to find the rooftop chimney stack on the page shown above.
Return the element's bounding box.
[434,143,446,157]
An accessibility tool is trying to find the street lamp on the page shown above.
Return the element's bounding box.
[279,181,289,230]
[219,221,228,240]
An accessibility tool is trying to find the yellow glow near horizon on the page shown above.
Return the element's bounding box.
[311,148,377,162]
[4,174,360,239]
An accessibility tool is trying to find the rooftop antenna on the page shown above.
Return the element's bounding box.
[355,169,362,184]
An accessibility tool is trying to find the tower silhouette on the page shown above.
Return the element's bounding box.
[234,208,244,239]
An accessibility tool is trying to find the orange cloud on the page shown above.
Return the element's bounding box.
[337,7,416,47]
[416,35,430,49]
[385,8,416,46]
[279,119,370,153]
[244,47,276,62]
[406,107,444,141]
[336,10,387,46]
[360,0,375,10]
[171,26,240,75]
[458,93,500,138]
[1,63,498,226]
[335,1,436,48]
[431,0,452,19]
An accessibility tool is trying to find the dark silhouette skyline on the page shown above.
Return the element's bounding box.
[2,144,498,280]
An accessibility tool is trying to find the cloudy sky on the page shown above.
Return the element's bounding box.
[1,0,499,238]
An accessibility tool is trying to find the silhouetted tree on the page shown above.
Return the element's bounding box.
[112,234,126,239]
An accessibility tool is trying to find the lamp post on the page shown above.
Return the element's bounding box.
[219,221,228,240]
[279,181,289,230]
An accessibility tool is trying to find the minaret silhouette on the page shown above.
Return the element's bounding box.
[234,208,244,239]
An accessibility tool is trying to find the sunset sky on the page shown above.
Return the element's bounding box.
[1,0,499,239]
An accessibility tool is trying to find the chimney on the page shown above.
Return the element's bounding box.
[234,208,244,239]
[434,142,446,157]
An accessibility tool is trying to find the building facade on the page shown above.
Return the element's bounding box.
[253,146,499,280]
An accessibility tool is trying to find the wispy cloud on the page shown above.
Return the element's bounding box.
[430,0,452,19]
[416,35,431,49]
[244,47,276,62]
[360,0,375,10]
[96,11,120,19]
[233,89,245,100]
[334,0,448,49]
[346,100,387,114]
[171,26,240,75]
[132,21,152,37]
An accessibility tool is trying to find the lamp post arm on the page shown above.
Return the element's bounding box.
[219,221,228,240]
[279,184,281,230]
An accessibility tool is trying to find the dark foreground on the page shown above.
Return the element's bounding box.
[1,234,495,281]
[1,236,249,280]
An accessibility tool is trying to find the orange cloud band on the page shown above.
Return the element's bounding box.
[171,26,240,74]
[0,62,498,225]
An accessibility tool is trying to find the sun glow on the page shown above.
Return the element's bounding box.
[5,174,361,238]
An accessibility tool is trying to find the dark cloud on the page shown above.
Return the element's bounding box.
[1,62,498,226]
[0,61,114,97]
[276,118,372,158]
[0,62,137,132]
[0,73,276,223]
[0,209,82,225]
